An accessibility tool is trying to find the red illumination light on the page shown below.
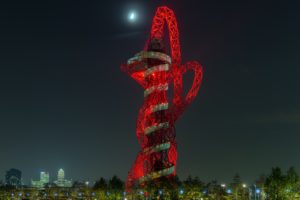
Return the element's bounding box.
[122,6,203,191]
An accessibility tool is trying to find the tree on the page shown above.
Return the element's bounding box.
[108,175,124,200]
[285,167,299,200]
[206,180,227,200]
[94,177,108,190]
[286,167,299,184]
[265,167,286,200]
[183,175,205,200]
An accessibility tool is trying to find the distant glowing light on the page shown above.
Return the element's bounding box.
[256,188,261,194]
[128,11,137,22]
[179,189,184,195]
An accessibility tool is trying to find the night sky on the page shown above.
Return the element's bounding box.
[0,0,299,184]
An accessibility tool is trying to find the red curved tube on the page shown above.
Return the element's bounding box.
[122,6,203,191]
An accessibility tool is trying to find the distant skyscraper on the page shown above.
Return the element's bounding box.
[54,168,72,187]
[57,169,65,182]
[40,172,49,184]
[5,168,22,187]
[31,171,50,188]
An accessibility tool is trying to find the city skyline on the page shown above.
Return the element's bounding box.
[0,0,299,186]
[3,168,74,186]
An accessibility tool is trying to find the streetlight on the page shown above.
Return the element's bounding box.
[159,189,163,195]
[242,183,247,199]
[139,190,145,200]
[179,189,184,195]
[85,181,89,187]
[253,185,261,200]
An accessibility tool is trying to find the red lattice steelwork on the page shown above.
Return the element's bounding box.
[121,6,203,191]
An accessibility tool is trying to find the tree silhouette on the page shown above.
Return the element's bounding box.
[94,177,108,190]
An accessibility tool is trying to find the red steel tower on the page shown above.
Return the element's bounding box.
[122,6,203,191]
